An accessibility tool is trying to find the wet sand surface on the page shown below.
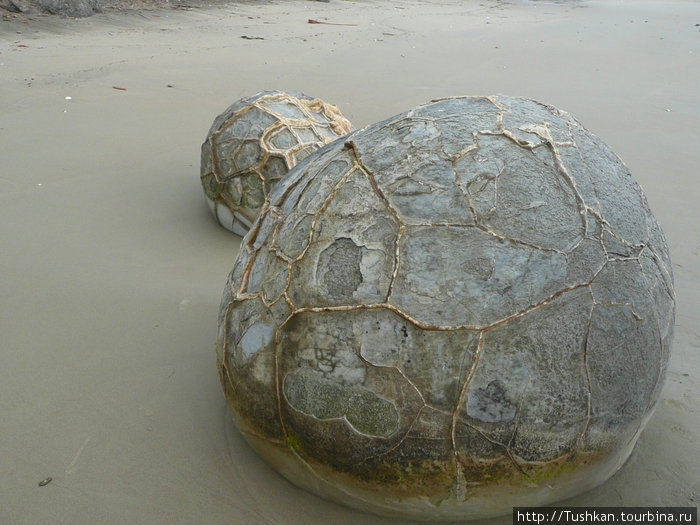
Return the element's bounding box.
[1,0,698,522]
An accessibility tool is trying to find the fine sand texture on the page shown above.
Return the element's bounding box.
[1,1,698,523]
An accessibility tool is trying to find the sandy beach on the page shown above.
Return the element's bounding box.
[1,0,698,523]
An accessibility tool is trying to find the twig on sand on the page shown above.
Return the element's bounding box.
[308,19,357,26]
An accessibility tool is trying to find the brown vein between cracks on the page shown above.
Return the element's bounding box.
[458,419,524,478]
[288,164,360,265]
[451,133,480,222]
[343,139,406,302]
[354,406,427,466]
[451,330,485,497]
[273,309,296,440]
[343,139,403,223]
[449,130,576,255]
[236,204,268,297]
[576,302,595,450]
[474,223,566,255]
[484,124,589,241]
[387,224,405,302]
[348,353,433,466]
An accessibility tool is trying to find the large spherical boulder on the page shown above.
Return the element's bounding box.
[216,96,675,520]
[200,90,353,235]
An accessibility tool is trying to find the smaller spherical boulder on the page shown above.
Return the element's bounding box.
[200,90,353,235]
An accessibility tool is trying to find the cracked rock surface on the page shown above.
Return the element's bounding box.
[200,91,353,235]
[216,95,676,520]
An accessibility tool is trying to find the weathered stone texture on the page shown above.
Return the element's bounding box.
[217,96,675,520]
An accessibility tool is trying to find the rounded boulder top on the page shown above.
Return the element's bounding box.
[200,90,353,235]
[216,95,675,520]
